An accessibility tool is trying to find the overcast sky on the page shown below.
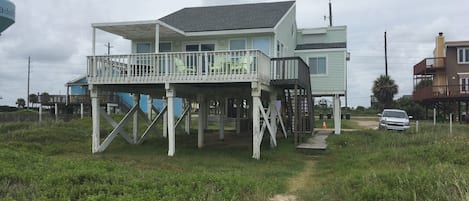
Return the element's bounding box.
[1,0,468,107]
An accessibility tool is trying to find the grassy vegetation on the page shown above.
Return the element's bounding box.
[3,115,469,200]
[314,118,363,130]
[0,118,306,200]
[300,121,469,200]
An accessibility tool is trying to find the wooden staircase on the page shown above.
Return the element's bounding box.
[271,57,314,145]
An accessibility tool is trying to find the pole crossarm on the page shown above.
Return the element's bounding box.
[138,106,167,144]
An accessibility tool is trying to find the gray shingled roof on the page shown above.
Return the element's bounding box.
[296,42,347,50]
[159,1,295,32]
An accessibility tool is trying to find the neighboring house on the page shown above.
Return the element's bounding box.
[87,1,347,159]
[0,0,15,33]
[413,32,469,121]
[295,26,348,134]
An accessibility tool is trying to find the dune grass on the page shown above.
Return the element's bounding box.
[300,121,469,200]
[0,118,306,201]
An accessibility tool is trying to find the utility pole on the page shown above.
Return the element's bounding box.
[27,56,31,109]
[384,31,388,76]
[104,42,113,55]
[329,0,333,27]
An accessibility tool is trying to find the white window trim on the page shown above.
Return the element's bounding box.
[252,37,271,56]
[457,47,469,64]
[461,77,469,93]
[308,55,328,76]
[228,38,247,50]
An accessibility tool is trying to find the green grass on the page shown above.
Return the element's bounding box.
[0,119,306,200]
[300,122,469,201]
[314,118,362,129]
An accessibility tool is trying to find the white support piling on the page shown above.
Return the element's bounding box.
[90,86,100,153]
[163,96,168,138]
[252,95,261,160]
[252,83,262,160]
[132,94,140,144]
[333,94,341,134]
[219,99,225,141]
[80,103,84,119]
[197,95,205,148]
[166,84,176,156]
[55,103,58,122]
[433,108,436,126]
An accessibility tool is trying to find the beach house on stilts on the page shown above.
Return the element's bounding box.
[87,1,348,159]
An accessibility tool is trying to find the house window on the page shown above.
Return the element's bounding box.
[159,42,172,52]
[309,57,327,75]
[136,42,151,53]
[461,78,469,93]
[457,48,469,64]
[229,39,246,50]
[252,37,270,56]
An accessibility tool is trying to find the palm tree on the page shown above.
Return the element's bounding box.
[16,98,26,108]
[372,75,398,109]
[29,93,38,108]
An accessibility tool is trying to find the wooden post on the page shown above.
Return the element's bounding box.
[185,99,191,135]
[450,113,453,135]
[80,103,84,119]
[219,99,225,141]
[198,95,205,148]
[204,98,209,130]
[433,107,436,126]
[55,103,58,122]
[90,86,100,153]
[269,91,278,148]
[107,103,111,115]
[163,96,168,138]
[166,84,176,156]
[38,104,42,122]
[132,94,140,144]
[236,99,241,134]
[333,94,341,134]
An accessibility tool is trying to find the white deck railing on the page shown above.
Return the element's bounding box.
[87,50,271,84]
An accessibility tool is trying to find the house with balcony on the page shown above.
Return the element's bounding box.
[413,32,469,121]
[87,1,348,159]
